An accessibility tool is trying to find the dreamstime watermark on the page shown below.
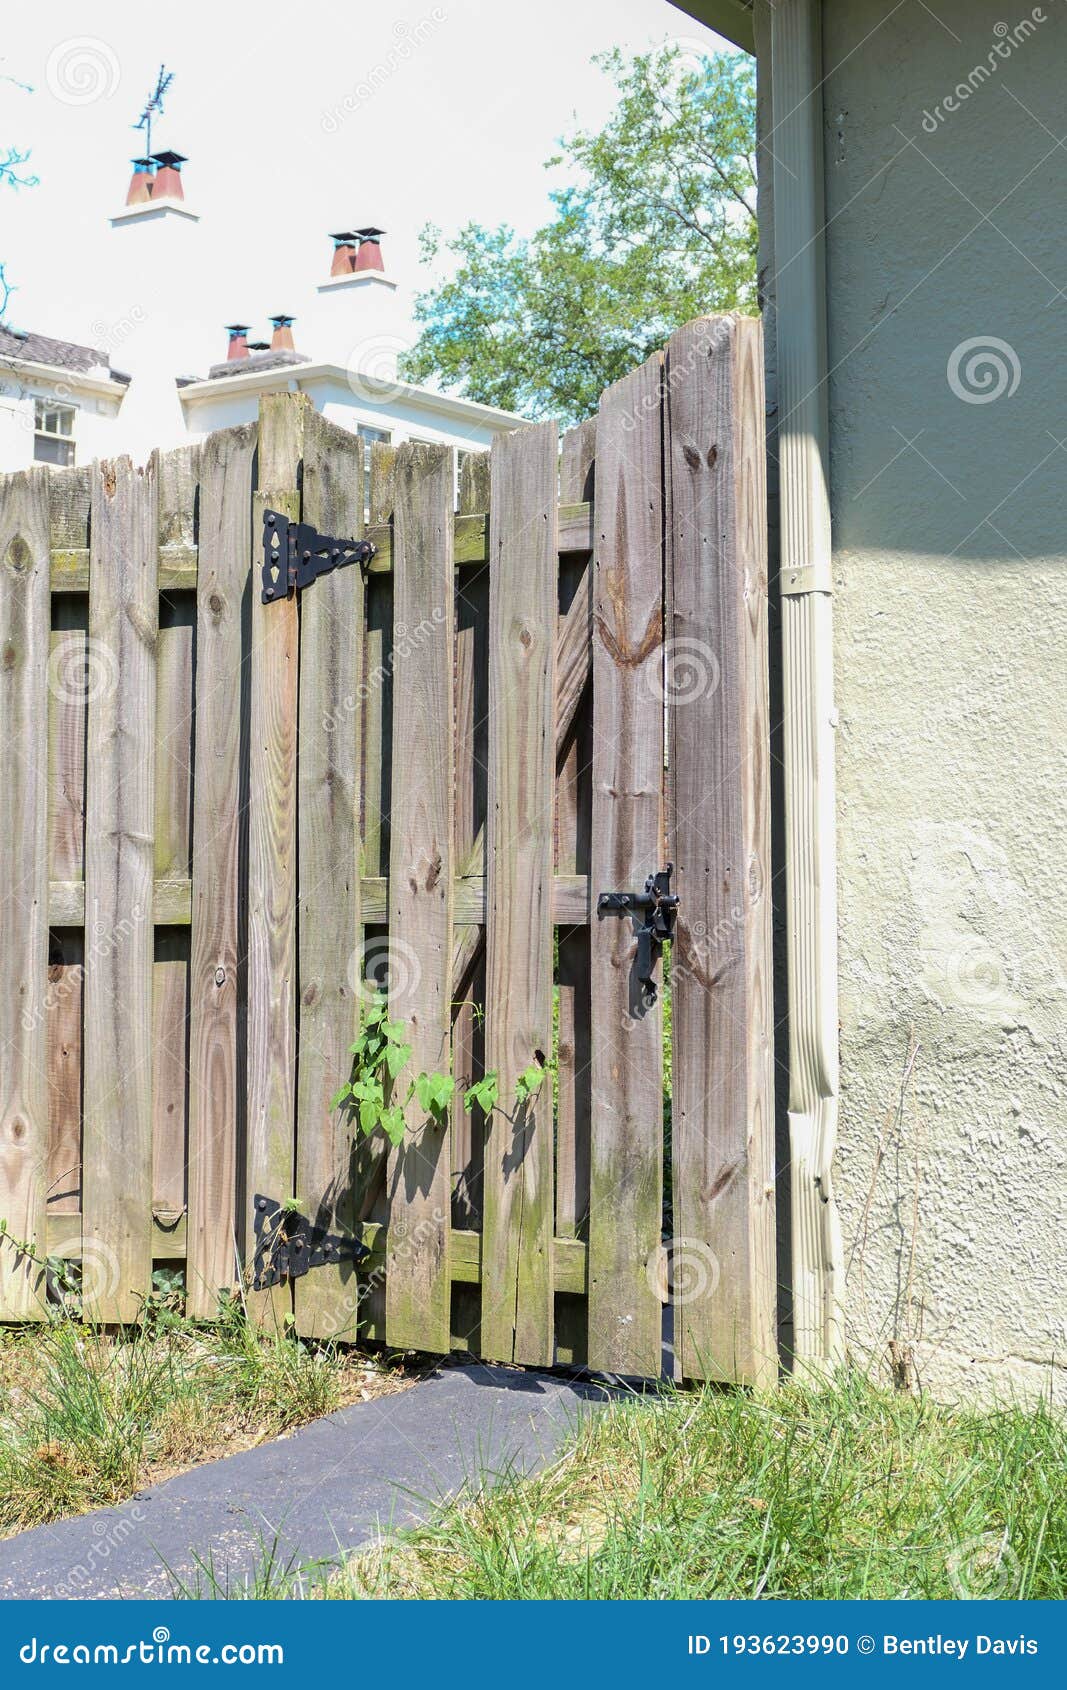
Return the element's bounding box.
[647,1236,722,1305]
[23,903,146,1035]
[51,1509,147,1600]
[45,37,120,106]
[345,334,411,407]
[322,604,447,731]
[314,1207,447,1340]
[947,336,1021,404]
[47,634,119,708]
[920,12,1046,132]
[19,1629,283,1667]
[647,636,722,707]
[947,1531,1022,1598]
[347,933,423,1008]
[322,11,447,132]
[940,934,1022,1009]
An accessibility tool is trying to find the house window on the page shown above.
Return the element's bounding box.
[360,426,391,520]
[34,400,76,467]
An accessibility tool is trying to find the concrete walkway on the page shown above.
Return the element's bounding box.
[0,1364,614,1599]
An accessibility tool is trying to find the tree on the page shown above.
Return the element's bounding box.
[401,45,757,424]
[1,69,37,319]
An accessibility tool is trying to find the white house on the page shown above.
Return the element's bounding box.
[0,148,523,478]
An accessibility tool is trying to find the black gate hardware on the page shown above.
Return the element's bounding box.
[251,1194,370,1292]
[597,864,679,1005]
[262,511,377,604]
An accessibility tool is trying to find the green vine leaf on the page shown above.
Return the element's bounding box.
[515,1062,545,1104]
[416,1070,456,1120]
[464,1072,500,1115]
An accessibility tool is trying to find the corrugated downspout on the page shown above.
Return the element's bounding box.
[769,0,842,1368]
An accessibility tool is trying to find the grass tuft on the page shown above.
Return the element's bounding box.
[0,1308,408,1537]
[327,1372,1065,1601]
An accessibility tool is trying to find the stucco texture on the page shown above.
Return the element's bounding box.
[819,0,1066,1401]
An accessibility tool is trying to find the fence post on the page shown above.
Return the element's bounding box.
[665,314,777,1387]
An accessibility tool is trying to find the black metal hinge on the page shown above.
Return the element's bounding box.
[262,511,377,604]
[597,863,679,1005]
[251,1194,370,1291]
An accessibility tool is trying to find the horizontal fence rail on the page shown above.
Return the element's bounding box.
[0,314,775,1384]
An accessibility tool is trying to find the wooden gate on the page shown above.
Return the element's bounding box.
[0,314,775,1384]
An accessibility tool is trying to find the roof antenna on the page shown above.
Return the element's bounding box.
[132,64,174,160]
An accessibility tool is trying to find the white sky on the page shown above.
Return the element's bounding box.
[2,0,728,359]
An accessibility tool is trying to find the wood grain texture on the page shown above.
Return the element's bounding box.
[245,396,305,1323]
[294,411,364,1339]
[587,355,665,1376]
[666,315,776,1387]
[83,457,158,1322]
[152,929,188,1221]
[47,933,82,1215]
[555,422,595,1242]
[481,421,558,1367]
[0,469,52,1316]
[384,442,455,1353]
[452,450,490,1229]
[187,422,257,1318]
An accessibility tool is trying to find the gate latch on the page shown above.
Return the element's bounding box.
[262,511,377,604]
[597,864,679,1005]
[251,1194,370,1291]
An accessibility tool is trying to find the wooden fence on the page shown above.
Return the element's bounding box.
[0,314,775,1383]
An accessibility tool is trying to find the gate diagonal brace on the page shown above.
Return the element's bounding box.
[597,863,679,1006]
[252,1194,370,1292]
[262,511,376,604]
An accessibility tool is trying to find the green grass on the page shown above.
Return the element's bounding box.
[0,1308,407,1537]
[326,1373,1065,1601]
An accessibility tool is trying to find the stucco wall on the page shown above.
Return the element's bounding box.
[816,0,1066,1402]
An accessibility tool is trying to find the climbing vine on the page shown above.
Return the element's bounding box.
[331,989,548,1145]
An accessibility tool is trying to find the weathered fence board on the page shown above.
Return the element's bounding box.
[482,421,558,1366]
[587,355,666,1377]
[666,316,776,1386]
[0,470,51,1317]
[0,319,775,1381]
[83,456,158,1322]
[245,396,304,1324]
[187,422,256,1318]
[294,412,365,1340]
[385,442,456,1353]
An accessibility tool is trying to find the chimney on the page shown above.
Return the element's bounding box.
[125,157,155,205]
[353,227,386,273]
[329,232,357,277]
[150,149,187,201]
[225,324,250,361]
[269,314,295,351]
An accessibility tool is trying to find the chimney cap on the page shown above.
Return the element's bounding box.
[355,226,385,241]
[246,341,270,351]
[151,149,187,168]
[269,313,295,326]
[131,156,155,169]
[224,322,251,334]
[329,230,358,244]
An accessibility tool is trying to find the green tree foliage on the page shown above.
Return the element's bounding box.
[401,46,757,424]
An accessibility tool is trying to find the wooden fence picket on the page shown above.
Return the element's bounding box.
[245,395,304,1323]
[83,456,158,1322]
[294,412,365,1340]
[0,469,51,1318]
[482,420,558,1367]
[186,422,257,1318]
[587,356,666,1377]
[384,442,456,1353]
[665,315,776,1386]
